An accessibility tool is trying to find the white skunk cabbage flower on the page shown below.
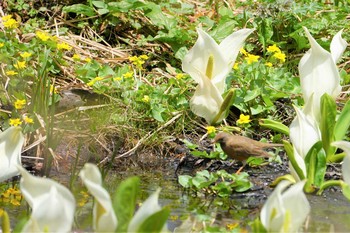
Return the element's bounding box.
[260,180,310,232]
[290,106,321,159]
[18,166,76,233]
[183,28,254,94]
[299,27,346,121]
[0,126,24,182]
[79,163,118,232]
[182,28,253,124]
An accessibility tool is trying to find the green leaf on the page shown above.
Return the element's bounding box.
[320,93,337,159]
[342,183,350,201]
[114,176,140,233]
[63,4,96,16]
[259,118,289,135]
[304,141,326,189]
[334,99,350,141]
[137,208,170,233]
[151,106,165,122]
[283,140,305,180]
[178,175,192,188]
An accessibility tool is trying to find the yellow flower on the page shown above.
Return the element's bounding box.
[175,73,185,79]
[0,42,4,48]
[9,118,22,126]
[94,76,103,81]
[240,48,248,56]
[72,54,81,61]
[3,18,19,29]
[36,31,51,41]
[23,115,34,124]
[14,99,26,109]
[236,114,251,124]
[265,62,273,67]
[233,62,239,70]
[274,52,286,63]
[2,15,13,22]
[6,70,18,76]
[139,54,149,60]
[113,76,122,81]
[245,54,260,64]
[128,56,138,62]
[123,71,134,78]
[14,61,26,69]
[267,44,281,53]
[10,199,21,206]
[142,95,150,103]
[85,57,92,63]
[206,126,216,134]
[226,222,239,231]
[20,52,32,58]
[50,85,58,94]
[57,42,72,51]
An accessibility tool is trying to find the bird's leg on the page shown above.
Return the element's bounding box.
[235,161,247,175]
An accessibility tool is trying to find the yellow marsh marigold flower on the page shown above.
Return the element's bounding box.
[237,114,251,124]
[142,95,150,103]
[6,70,18,76]
[265,62,273,67]
[20,52,32,58]
[233,62,239,70]
[206,126,216,134]
[36,31,50,41]
[2,15,13,22]
[0,42,4,48]
[113,76,122,81]
[123,71,134,78]
[139,54,149,60]
[9,118,22,126]
[176,73,185,79]
[245,54,260,64]
[84,57,92,63]
[50,85,58,94]
[240,48,248,56]
[23,115,34,124]
[267,44,281,53]
[14,61,26,69]
[57,42,72,51]
[3,18,19,29]
[274,52,286,63]
[14,99,26,110]
[72,54,81,61]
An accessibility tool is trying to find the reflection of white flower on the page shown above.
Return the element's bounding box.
[260,180,310,232]
[0,126,24,182]
[182,28,253,124]
[18,166,75,233]
[299,27,346,121]
[332,141,350,185]
[79,163,118,232]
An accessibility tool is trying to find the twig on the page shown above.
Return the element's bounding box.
[98,113,183,165]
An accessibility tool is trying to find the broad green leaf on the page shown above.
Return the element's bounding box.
[283,140,305,180]
[341,183,350,201]
[178,175,192,188]
[63,4,96,16]
[114,176,140,233]
[304,141,326,188]
[334,100,350,140]
[259,119,289,135]
[137,208,170,233]
[320,93,337,158]
[151,106,165,122]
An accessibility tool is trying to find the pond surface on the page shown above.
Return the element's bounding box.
[4,134,350,232]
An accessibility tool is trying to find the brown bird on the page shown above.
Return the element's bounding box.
[214,132,283,173]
